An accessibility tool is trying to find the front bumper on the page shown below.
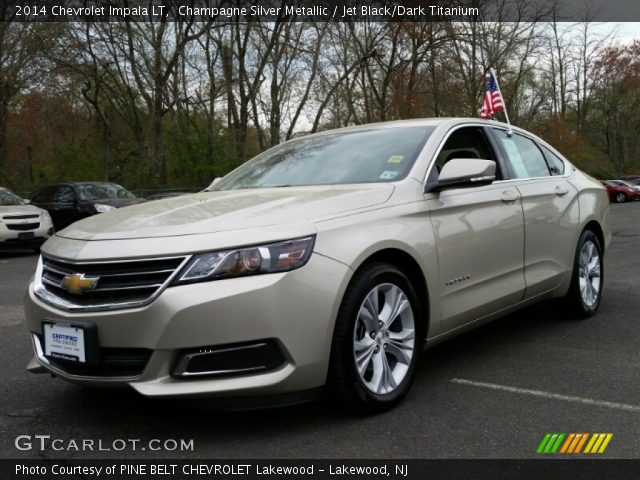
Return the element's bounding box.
[24,252,351,398]
[0,223,53,248]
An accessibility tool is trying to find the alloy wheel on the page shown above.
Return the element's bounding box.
[353,283,415,394]
[578,240,601,307]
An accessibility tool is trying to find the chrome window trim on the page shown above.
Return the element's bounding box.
[33,254,192,313]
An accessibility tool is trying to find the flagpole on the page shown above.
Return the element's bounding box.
[489,68,513,135]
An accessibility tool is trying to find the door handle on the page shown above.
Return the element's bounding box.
[555,185,569,196]
[501,190,519,203]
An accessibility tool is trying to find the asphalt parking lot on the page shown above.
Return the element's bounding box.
[1,204,639,459]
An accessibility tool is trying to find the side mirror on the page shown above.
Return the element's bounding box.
[23,199,32,204]
[427,159,496,193]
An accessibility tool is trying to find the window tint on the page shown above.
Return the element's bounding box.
[31,186,55,203]
[493,130,550,179]
[541,146,566,176]
[0,189,24,205]
[51,186,76,203]
[78,184,136,200]
[435,126,502,179]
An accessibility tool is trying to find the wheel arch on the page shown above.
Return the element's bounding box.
[583,220,605,254]
[350,248,430,339]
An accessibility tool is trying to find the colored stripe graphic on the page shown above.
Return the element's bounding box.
[584,433,613,454]
[538,433,612,454]
[537,433,565,454]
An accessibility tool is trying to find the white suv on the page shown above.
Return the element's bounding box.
[0,187,53,252]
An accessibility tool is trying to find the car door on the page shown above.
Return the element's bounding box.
[31,185,57,223]
[489,128,580,298]
[48,185,81,230]
[425,125,526,332]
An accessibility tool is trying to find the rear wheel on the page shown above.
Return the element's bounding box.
[328,263,424,413]
[615,192,626,203]
[563,230,603,318]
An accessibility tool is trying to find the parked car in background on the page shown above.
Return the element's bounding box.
[30,182,145,230]
[24,118,610,412]
[618,175,640,185]
[608,179,640,191]
[0,187,53,251]
[607,180,640,201]
[602,180,640,203]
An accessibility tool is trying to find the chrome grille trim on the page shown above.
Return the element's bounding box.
[34,254,191,312]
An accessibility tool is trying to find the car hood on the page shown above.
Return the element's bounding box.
[0,204,44,217]
[57,184,394,241]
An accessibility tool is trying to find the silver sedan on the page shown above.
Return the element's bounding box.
[24,118,610,412]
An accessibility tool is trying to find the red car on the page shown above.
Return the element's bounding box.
[601,180,640,203]
[618,175,640,186]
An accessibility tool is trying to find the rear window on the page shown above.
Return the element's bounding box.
[493,130,550,179]
[541,146,566,176]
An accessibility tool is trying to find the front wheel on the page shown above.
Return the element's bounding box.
[328,263,424,413]
[563,230,604,318]
[615,192,627,203]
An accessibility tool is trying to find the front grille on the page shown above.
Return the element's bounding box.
[7,222,39,231]
[37,255,188,311]
[3,214,39,220]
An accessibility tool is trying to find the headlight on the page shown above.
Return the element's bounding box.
[40,211,51,222]
[94,203,116,213]
[174,236,315,285]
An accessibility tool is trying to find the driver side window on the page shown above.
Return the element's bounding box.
[51,186,76,204]
[436,127,503,180]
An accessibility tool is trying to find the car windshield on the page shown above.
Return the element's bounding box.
[210,126,434,190]
[0,188,25,205]
[77,184,136,200]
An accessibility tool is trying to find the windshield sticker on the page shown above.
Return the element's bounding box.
[387,155,404,164]
[380,171,398,180]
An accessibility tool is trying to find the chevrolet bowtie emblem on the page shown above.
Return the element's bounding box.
[61,273,99,294]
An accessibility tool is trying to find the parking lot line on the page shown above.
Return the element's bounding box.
[450,378,640,413]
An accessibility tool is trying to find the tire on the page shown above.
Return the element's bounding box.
[615,192,626,203]
[563,230,604,318]
[328,262,424,413]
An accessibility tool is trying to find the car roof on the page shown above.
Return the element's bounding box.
[34,181,122,190]
[292,117,548,147]
[302,117,505,134]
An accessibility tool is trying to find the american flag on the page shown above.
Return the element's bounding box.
[479,72,504,119]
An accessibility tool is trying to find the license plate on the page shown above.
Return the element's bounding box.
[19,232,35,240]
[43,322,86,363]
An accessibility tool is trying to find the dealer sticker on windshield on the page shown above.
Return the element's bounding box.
[43,322,86,363]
